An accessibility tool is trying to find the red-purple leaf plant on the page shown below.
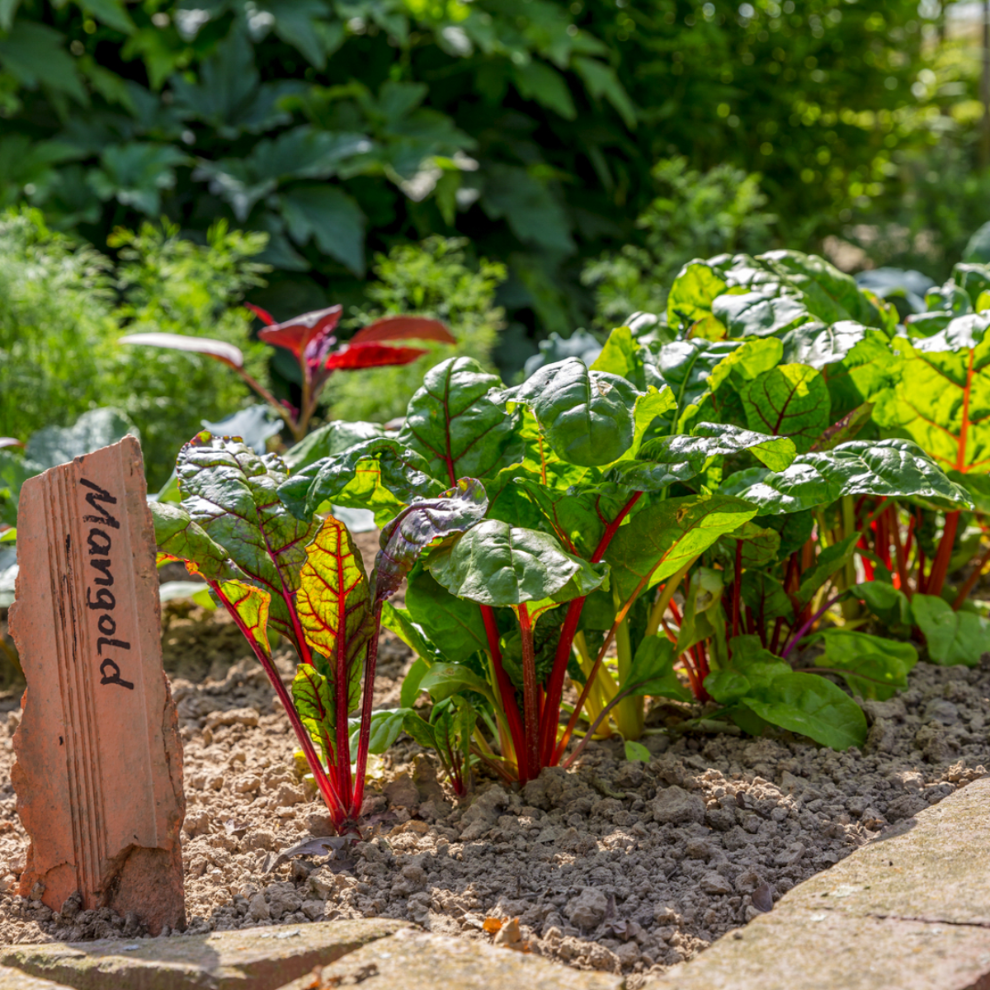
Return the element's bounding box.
[150,432,485,831]
[121,306,455,443]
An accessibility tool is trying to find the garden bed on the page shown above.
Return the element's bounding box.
[0,598,987,988]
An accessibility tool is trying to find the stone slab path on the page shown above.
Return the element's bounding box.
[274,928,623,990]
[0,919,405,990]
[1,776,988,990]
[645,775,990,990]
[0,967,73,990]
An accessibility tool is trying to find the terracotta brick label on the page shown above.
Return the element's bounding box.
[9,436,186,934]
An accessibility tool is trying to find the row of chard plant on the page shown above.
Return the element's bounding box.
[152,248,990,833]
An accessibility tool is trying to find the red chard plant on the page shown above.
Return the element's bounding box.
[122,305,454,442]
[151,433,484,831]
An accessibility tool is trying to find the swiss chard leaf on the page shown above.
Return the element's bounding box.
[292,665,336,766]
[590,325,665,391]
[741,364,831,453]
[873,317,990,477]
[713,288,810,339]
[278,436,444,524]
[808,628,918,700]
[296,514,372,717]
[706,652,867,749]
[403,564,489,663]
[426,519,607,606]
[501,357,641,467]
[718,440,971,514]
[150,500,239,581]
[398,356,522,485]
[911,594,990,666]
[631,423,796,487]
[215,578,272,658]
[605,494,758,601]
[620,634,691,701]
[374,477,488,603]
[666,261,728,331]
[855,581,913,635]
[283,420,385,472]
[177,433,318,649]
[779,320,868,370]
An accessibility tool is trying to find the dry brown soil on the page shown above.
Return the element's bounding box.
[0,555,988,986]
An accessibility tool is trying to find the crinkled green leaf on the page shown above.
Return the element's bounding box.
[605,494,758,601]
[761,250,882,326]
[675,566,726,658]
[418,662,495,704]
[741,364,830,453]
[348,709,408,755]
[855,581,913,634]
[708,337,783,392]
[707,658,867,749]
[719,521,781,570]
[666,261,728,330]
[912,594,990,666]
[713,288,810,339]
[177,433,318,648]
[150,500,239,582]
[741,570,792,623]
[404,563,488,663]
[873,316,990,477]
[611,423,795,493]
[375,478,488,603]
[796,534,859,608]
[719,439,971,514]
[620,635,691,701]
[590,325,664,391]
[779,320,868,370]
[283,421,385,472]
[808,628,918,700]
[657,338,742,424]
[278,436,444,524]
[427,519,607,606]
[500,357,640,467]
[399,356,522,485]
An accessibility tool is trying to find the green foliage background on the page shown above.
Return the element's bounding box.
[0,209,268,483]
[1,0,975,366]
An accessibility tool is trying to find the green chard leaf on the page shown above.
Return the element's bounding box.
[706,648,867,750]
[912,594,990,667]
[403,563,489,663]
[718,439,971,514]
[500,357,641,467]
[426,519,607,606]
[666,261,728,331]
[605,494,758,601]
[150,500,240,581]
[177,433,318,649]
[590,325,665,391]
[374,477,488,603]
[873,316,990,478]
[807,628,918,700]
[741,364,831,453]
[278,436,444,524]
[620,635,691,702]
[399,356,523,485]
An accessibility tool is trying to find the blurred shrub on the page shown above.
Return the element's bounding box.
[0,0,943,354]
[0,209,268,486]
[329,236,506,423]
[582,158,775,328]
[108,219,269,482]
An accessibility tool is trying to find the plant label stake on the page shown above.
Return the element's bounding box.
[9,436,185,934]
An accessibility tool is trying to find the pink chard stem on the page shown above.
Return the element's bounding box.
[211,580,348,830]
